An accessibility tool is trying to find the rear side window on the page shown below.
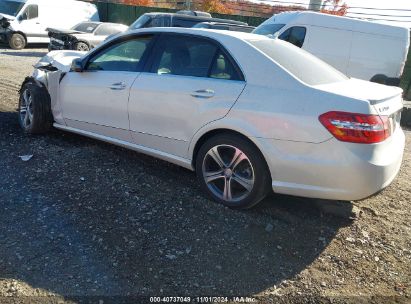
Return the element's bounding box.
[279,26,306,48]
[172,18,198,28]
[151,34,243,80]
[248,39,348,85]
[210,51,239,80]
[153,35,217,77]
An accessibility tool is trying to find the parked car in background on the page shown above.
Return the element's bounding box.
[253,11,410,86]
[193,22,255,33]
[128,10,248,30]
[18,28,405,209]
[48,22,127,51]
[0,0,99,49]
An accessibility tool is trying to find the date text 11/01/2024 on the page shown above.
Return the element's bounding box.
[149,296,257,303]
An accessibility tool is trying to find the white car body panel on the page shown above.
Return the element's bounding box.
[59,71,138,141]
[29,27,405,201]
[0,0,99,44]
[254,11,410,81]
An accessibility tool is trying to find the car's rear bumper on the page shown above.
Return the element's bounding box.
[258,128,405,201]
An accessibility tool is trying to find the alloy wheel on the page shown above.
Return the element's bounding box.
[20,89,33,129]
[202,144,255,203]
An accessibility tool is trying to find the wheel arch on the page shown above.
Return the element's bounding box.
[7,31,28,47]
[190,127,272,180]
[8,31,27,43]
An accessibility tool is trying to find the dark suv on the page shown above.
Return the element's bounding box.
[129,10,248,30]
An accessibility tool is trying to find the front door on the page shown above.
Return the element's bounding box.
[59,35,154,141]
[17,4,46,43]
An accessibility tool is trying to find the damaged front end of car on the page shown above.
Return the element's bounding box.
[0,15,11,44]
[21,51,85,125]
[47,28,82,51]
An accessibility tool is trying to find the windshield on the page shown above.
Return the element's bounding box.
[129,14,151,30]
[253,23,285,36]
[248,39,348,85]
[72,22,100,33]
[0,0,25,17]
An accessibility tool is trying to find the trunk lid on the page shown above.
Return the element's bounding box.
[314,78,403,116]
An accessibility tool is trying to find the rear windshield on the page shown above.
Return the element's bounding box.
[72,22,100,33]
[253,23,285,36]
[248,39,348,85]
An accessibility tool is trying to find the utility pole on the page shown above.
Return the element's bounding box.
[308,0,323,11]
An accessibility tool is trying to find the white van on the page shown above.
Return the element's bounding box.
[0,0,99,49]
[253,11,410,86]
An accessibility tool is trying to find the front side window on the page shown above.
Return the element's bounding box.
[253,23,285,37]
[279,26,307,48]
[86,36,152,72]
[0,0,24,16]
[129,14,151,30]
[147,16,163,27]
[21,4,38,20]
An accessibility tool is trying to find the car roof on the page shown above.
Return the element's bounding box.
[127,27,267,41]
[141,12,247,25]
[199,22,254,27]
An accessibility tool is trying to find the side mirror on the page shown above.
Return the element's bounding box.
[17,15,23,22]
[71,58,84,72]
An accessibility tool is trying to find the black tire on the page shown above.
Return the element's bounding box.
[18,81,53,134]
[196,133,271,209]
[370,74,388,85]
[74,41,90,52]
[9,33,26,50]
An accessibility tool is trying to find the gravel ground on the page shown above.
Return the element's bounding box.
[0,46,410,304]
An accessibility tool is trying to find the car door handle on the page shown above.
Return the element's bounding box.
[109,82,126,90]
[191,89,215,99]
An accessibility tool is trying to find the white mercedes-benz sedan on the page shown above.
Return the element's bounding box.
[18,27,405,209]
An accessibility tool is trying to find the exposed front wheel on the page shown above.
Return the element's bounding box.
[196,134,271,209]
[9,33,26,50]
[18,82,52,134]
[75,42,90,52]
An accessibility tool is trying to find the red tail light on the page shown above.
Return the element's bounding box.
[319,111,391,144]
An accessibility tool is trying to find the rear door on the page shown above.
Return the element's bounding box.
[128,33,246,158]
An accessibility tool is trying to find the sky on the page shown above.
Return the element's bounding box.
[345,0,411,28]
[260,0,411,28]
